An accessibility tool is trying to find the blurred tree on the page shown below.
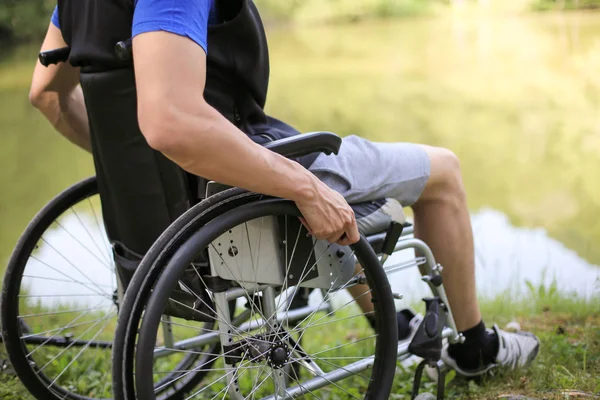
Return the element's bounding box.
[533,0,600,9]
[0,0,54,47]
[1,0,598,51]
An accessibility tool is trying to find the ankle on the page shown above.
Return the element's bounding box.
[448,321,499,370]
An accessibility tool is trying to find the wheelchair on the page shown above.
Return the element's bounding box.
[1,45,462,400]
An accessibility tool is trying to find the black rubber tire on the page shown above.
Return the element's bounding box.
[130,199,398,400]
[0,177,207,400]
[1,177,103,400]
[112,188,264,400]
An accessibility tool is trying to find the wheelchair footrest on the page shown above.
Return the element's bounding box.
[409,297,448,399]
[408,297,447,360]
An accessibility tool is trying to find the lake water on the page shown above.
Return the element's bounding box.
[1,10,599,304]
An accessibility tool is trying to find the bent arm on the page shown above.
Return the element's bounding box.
[29,23,91,152]
[133,31,323,204]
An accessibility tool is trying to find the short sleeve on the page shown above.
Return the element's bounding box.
[51,6,60,29]
[132,0,213,54]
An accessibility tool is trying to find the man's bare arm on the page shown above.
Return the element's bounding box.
[133,31,359,245]
[29,23,91,152]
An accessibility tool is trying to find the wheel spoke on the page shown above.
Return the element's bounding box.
[20,304,110,319]
[37,309,115,373]
[48,312,115,387]
[25,300,111,357]
[54,219,112,273]
[87,197,113,266]
[30,254,108,298]
[69,206,111,268]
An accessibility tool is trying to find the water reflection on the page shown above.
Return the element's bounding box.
[387,208,600,303]
[23,212,116,309]
[471,208,599,298]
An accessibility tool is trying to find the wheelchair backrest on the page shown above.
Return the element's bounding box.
[79,69,196,261]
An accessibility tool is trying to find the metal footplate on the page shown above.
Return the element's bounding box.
[409,297,448,400]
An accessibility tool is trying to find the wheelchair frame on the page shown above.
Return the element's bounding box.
[0,43,465,400]
[149,226,460,360]
[1,172,461,400]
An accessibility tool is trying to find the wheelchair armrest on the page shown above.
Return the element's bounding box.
[264,131,342,158]
[39,47,71,67]
[200,132,341,200]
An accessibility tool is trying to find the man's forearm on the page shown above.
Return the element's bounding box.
[149,104,321,204]
[59,86,91,151]
[33,86,91,152]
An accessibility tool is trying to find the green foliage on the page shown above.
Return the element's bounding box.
[0,0,442,50]
[254,0,441,23]
[0,0,55,49]
[253,0,305,21]
[532,0,600,11]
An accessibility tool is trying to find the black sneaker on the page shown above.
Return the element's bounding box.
[398,308,423,342]
[164,267,215,322]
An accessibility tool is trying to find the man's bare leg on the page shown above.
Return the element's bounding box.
[412,146,480,332]
[346,145,479,335]
[412,146,539,374]
[338,144,539,373]
[347,264,414,339]
[346,264,373,313]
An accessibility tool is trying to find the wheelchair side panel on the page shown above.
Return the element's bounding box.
[208,217,285,286]
[208,217,356,291]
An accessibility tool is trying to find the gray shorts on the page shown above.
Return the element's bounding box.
[309,135,430,207]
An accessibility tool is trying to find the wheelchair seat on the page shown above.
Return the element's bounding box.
[353,198,405,236]
[205,180,405,237]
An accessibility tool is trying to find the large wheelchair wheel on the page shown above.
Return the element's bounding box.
[115,195,398,400]
[0,177,218,400]
[113,189,264,400]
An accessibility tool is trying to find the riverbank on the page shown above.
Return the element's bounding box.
[1,290,598,399]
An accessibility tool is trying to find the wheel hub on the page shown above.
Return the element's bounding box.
[268,342,290,369]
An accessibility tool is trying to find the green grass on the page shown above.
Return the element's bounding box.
[1,287,598,399]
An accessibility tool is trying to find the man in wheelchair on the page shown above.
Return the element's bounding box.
[29,0,538,385]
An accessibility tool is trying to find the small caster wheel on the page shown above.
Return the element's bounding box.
[415,393,436,400]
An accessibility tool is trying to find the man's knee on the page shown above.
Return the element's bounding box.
[416,145,466,206]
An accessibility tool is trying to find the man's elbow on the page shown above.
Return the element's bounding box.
[29,85,61,114]
[138,101,213,154]
[139,105,180,153]
[28,87,45,109]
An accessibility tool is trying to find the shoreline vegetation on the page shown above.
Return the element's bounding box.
[1,287,598,399]
[1,0,600,52]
